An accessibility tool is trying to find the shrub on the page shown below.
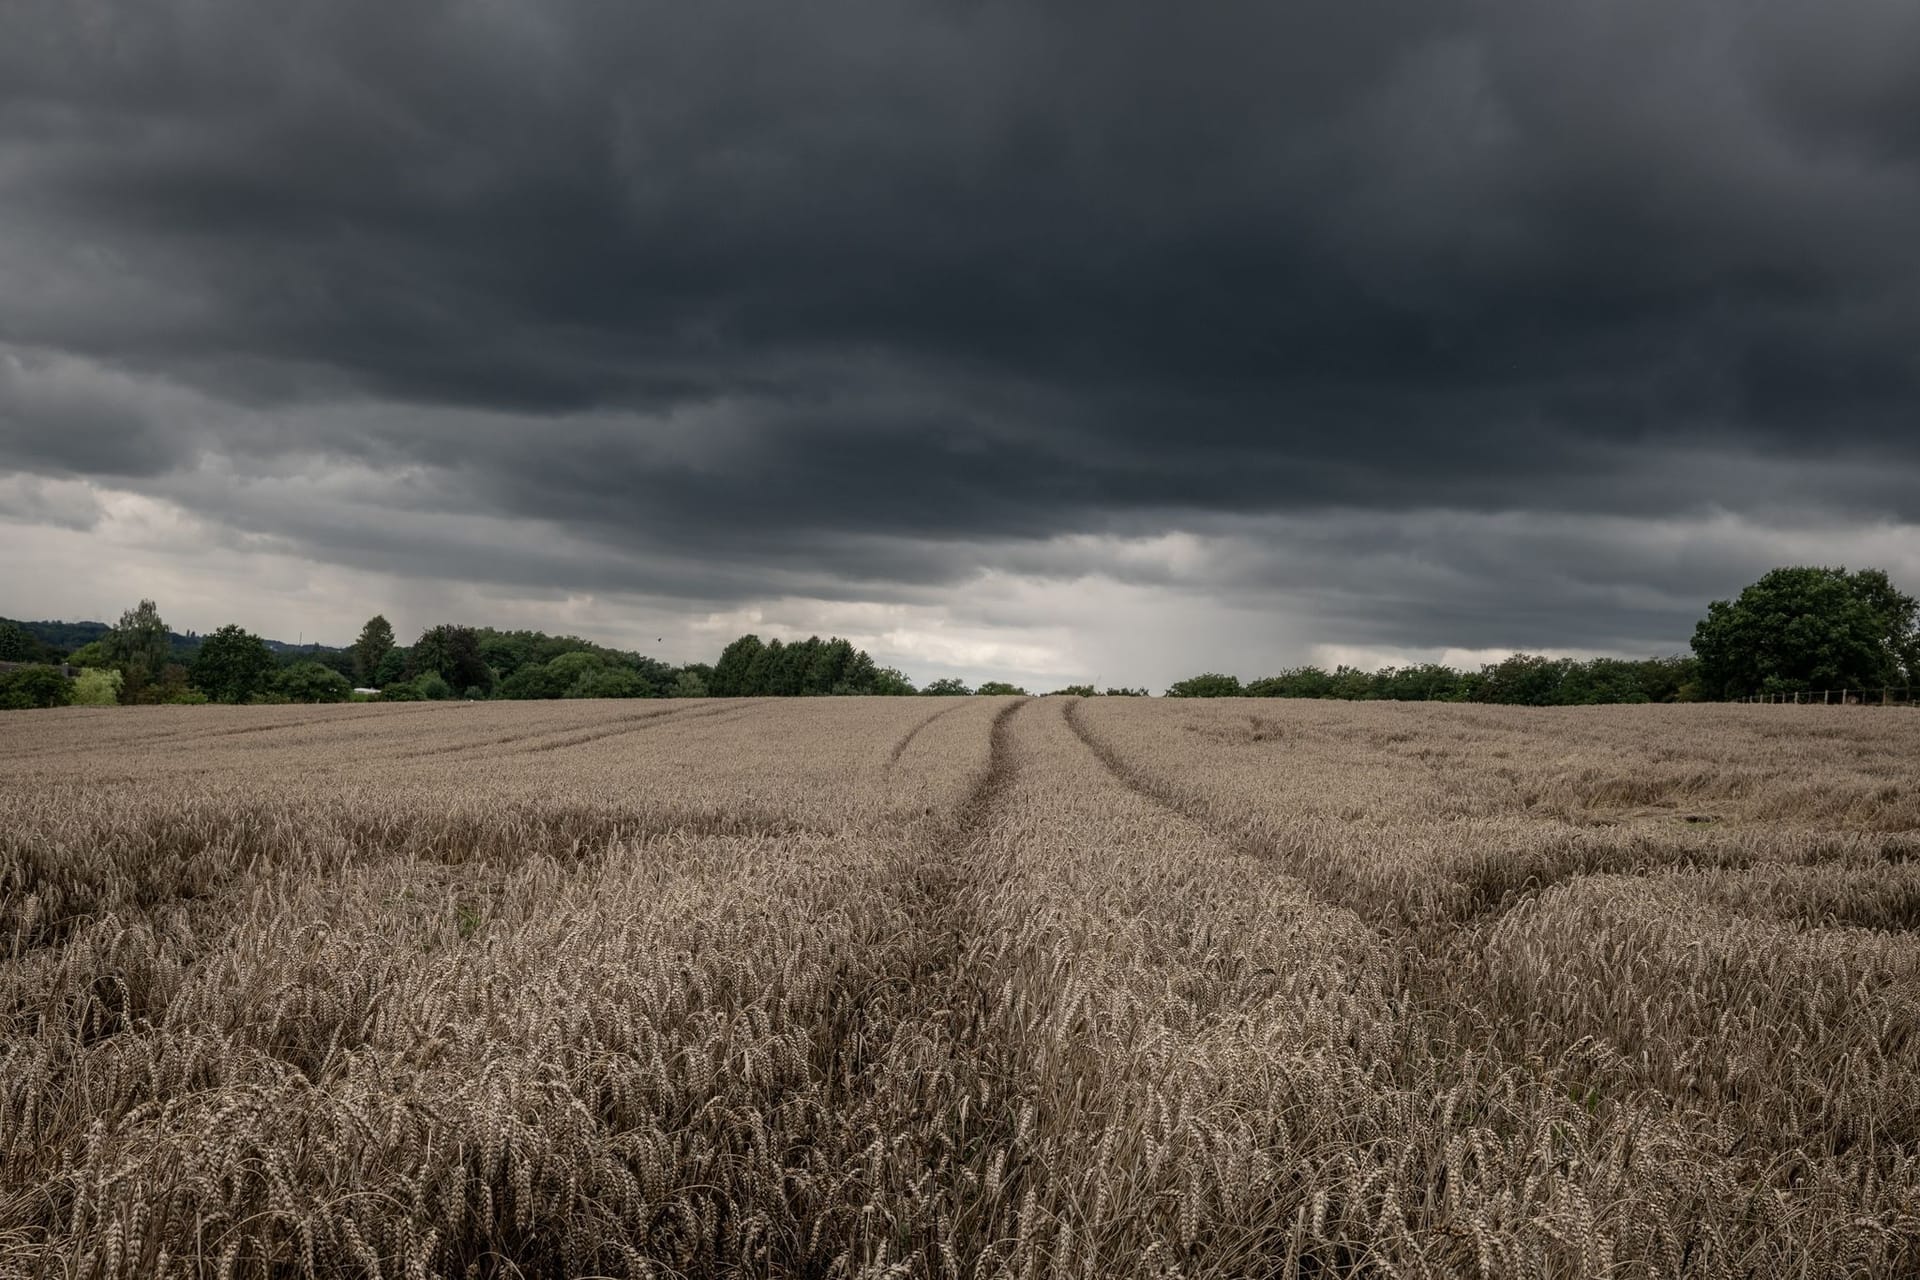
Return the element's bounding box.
[275,661,352,703]
[563,667,648,699]
[0,665,73,710]
[1165,673,1243,697]
[70,668,122,706]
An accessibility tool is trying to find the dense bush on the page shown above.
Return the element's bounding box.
[0,665,73,710]
[71,669,122,706]
[275,661,353,703]
[1165,673,1243,698]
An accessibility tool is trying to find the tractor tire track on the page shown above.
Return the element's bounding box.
[504,699,769,756]
[1057,695,1669,1107]
[886,697,972,766]
[1061,695,1385,921]
[379,701,719,762]
[790,698,1027,1277]
[9,705,427,761]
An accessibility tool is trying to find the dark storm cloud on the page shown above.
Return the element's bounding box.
[2,0,1919,657]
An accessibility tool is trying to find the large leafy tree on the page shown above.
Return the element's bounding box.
[412,624,494,694]
[106,599,171,686]
[710,634,765,696]
[0,620,41,662]
[374,647,411,687]
[350,615,396,685]
[0,666,73,710]
[190,624,279,703]
[104,599,174,701]
[1692,566,1920,698]
[275,661,352,703]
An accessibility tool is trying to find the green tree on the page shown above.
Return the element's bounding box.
[670,669,711,698]
[564,665,649,698]
[0,666,73,710]
[374,647,411,687]
[0,620,39,662]
[711,635,766,697]
[190,624,279,703]
[106,599,171,699]
[413,625,494,695]
[1165,673,1242,697]
[350,615,396,685]
[623,655,677,698]
[1473,654,1571,706]
[67,639,114,669]
[497,659,570,699]
[750,638,790,695]
[72,668,122,705]
[923,677,972,696]
[154,665,207,704]
[871,667,917,696]
[976,680,1029,695]
[275,661,352,703]
[414,672,454,701]
[1692,567,1920,699]
[1047,684,1097,697]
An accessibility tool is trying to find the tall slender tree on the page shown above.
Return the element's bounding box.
[106,599,171,695]
[352,615,396,685]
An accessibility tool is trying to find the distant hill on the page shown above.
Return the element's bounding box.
[3,618,344,660]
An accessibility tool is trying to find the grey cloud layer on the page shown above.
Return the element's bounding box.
[2,0,1917,658]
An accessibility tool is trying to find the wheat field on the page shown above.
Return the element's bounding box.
[2,697,1917,1278]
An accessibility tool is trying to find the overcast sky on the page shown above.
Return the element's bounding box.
[3,1,1917,690]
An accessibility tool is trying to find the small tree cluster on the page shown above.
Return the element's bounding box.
[709,635,892,696]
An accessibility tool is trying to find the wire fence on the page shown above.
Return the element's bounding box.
[1732,686,1917,706]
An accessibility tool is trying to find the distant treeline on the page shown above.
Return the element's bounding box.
[0,608,930,706]
[4,565,1915,709]
[1165,654,1699,705]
